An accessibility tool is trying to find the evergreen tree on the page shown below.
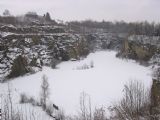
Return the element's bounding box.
[45,12,51,21]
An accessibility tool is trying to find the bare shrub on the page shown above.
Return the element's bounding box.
[1,84,26,120]
[93,107,106,120]
[51,58,61,69]
[76,64,89,70]
[109,80,151,120]
[1,82,56,120]
[57,109,66,120]
[29,96,37,106]
[19,93,38,106]
[90,61,94,68]
[19,93,30,104]
[46,103,54,116]
[76,61,94,70]
[79,92,92,120]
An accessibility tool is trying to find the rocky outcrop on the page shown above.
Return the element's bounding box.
[84,33,124,51]
[0,25,65,34]
[0,25,89,81]
[150,79,160,120]
[117,35,160,63]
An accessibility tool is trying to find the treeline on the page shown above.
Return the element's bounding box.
[69,20,160,36]
[0,10,56,26]
[0,16,17,25]
[1,10,160,36]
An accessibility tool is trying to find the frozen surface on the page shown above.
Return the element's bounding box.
[0,51,152,116]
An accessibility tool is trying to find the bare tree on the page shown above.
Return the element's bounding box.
[3,9,11,16]
[40,75,50,110]
[0,87,53,120]
[109,80,151,120]
[79,92,92,120]
[7,83,13,119]
[0,84,22,120]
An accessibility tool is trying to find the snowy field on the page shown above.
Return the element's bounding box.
[0,51,152,116]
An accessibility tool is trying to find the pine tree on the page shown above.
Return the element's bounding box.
[45,12,51,21]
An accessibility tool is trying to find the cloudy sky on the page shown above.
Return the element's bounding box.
[0,0,159,22]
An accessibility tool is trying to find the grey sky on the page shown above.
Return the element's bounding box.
[0,0,159,22]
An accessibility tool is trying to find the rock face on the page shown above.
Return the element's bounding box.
[84,33,124,51]
[150,79,160,120]
[0,24,90,81]
[117,35,160,62]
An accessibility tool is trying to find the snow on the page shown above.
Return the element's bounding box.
[0,32,14,37]
[0,51,152,117]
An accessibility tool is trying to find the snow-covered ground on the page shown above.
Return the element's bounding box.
[0,51,152,117]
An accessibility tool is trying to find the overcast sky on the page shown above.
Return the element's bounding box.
[0,0,159,22]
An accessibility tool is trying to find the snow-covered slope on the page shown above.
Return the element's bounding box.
[0,51,152,116]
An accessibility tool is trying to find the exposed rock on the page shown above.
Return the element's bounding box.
[0,25,90,80]
[85,33,123,51]
[117,35,160,63]
[150,79,160,120]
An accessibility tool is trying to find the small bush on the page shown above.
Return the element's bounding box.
[19,93,30,103]
[19,93,38,106]
[46,103,54,116]
[76,61,94,70]
[76,64,90,70]
[90,60,94,68]
[93,107,106,120]
[57,109,66,120]
[51,58,61,69]
[29,96,37,106]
